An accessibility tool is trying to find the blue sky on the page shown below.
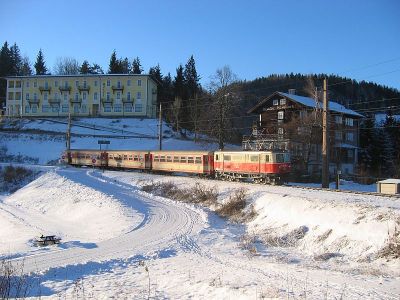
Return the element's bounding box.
[1,0,399,89]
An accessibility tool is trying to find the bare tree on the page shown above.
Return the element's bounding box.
[53,57,80,75]
[208,66,239,149]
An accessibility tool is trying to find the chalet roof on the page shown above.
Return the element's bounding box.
[248,91,364,118]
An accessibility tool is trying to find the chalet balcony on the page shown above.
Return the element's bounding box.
[39,86,51,93]
[59,86,72,92]
[48,98,61,104]
[111,85,124,92]
[78,85,90,92]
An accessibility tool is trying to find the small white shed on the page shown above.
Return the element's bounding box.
[377,179,400,194]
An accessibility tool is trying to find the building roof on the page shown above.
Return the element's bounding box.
[377,179,400,184]
[248,91,364,118]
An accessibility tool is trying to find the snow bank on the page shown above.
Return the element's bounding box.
[0,171,141,257]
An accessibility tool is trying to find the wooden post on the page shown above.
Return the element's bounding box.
[158,103,162,150]
[322,79,329,188]
[66,113,72,164]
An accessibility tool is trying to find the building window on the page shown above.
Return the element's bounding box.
[335,131,342,140]
[64,81,68,88]
[137,92,141,99]
[83,80,87,88]
[346,132,354,142]
[42,105,50,112]
[116,92,121,99]
[299,110,307,119]
[106,92,110,101]
[44,92,48,101]
[8,92,14,100]
[26,81,30,88]
[127,92,131,101]
[52,105,59,112]
[55,92,59,100]
[114,104,122,112]
[34,93,37,100]
[8,81,14,88]
[55,80,58,87]
[104,103,111,112]
[107,80,110,87]
[345,118,353,126]
[75,93,79,101]
[34,81,37,88]
[26,93,30,100]
[62,104,69,112]
[75,80,79,87]
[15,92,21,100]
[335,116,342,124]
[16,81,21,88]
[83,92,87,100]
[273,99,278,106]
[127,80,131,86]
[278,128,284,135]
[348,149,354,159]
[94,80,98,87]
[124,103,132,112]
[45,81,48,88]
[81,105,86,113]
[63,94,68,102]
[25,106,30,113]
[278,111,284,120]
[73,104,79,113]
[94,92,98,100]
[280,98,286,105]
[135,103,142,112]
[32,105,38,113]
[137,79,141,86]
[117,81,121,88]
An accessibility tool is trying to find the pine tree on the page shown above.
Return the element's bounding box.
[10,43,22,75]
[20,56,33,75]
[80,60,91,74]
[34,49,48,75]
[108,50,119,74]
[131,57,143,74]
[172,65,185,133]
[183,55,200,99]
[0,42,13,77]
[121,57,130,74]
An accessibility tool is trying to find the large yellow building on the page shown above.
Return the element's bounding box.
[4,74,158,118]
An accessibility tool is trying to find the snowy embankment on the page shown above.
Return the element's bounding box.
[0,168,399,299]
[0,170,141,257]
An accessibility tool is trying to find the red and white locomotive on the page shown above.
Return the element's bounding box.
[62,149,290,184]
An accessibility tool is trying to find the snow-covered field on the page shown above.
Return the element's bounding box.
[0,118,399,299]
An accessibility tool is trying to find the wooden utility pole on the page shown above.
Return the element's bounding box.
[66,113,72,164]
[322,79,329,188]
[158,103,162,150]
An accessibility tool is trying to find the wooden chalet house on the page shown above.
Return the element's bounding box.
[246,90,364,176]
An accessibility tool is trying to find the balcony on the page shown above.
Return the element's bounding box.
[101,98,113,104]
[59,86,72,92]
[78,85,90,92]
[27,98,40,104]
[70,98,82,103]
[122,97,134,103]
[48,98,61,104]
[39,86,51,93]
[111,85,124,92]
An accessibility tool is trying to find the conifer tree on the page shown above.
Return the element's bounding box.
[131,57,143,74]
[34,49,48,75]
[10,43,22,75]
[80,60,91,74]
[108,50,119,74]
[21,56,33,75]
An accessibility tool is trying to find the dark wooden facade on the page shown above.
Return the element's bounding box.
[246,91,363,176]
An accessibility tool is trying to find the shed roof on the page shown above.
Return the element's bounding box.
[248,91,364,118]
[377,179,400,184]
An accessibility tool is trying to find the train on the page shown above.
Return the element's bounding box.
[62,149,291,184]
